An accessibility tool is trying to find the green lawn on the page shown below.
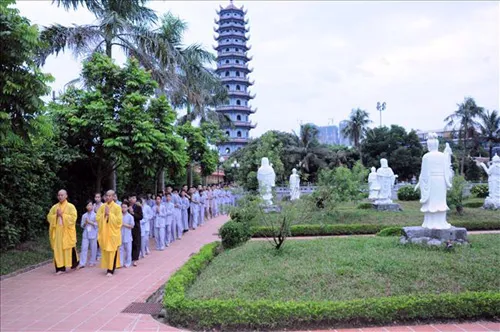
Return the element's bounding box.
[186,235,500,302]
[250,199,498,227]
[0,235,53,276]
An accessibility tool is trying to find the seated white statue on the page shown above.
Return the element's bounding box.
[375,159,397,204]
[416,133,453,229]
[480,154,500,209]
[368,167,380,200]
[257,157,276,205]
[289,168,300,201]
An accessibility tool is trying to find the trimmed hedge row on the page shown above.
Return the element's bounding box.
[250,220,500,237]
[163,242,500,330]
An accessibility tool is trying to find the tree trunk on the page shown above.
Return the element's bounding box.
[460,128,468,175]
[187,163,193,187]
[489,142,493,161]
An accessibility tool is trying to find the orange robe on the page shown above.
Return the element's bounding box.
[97,202,122,270]
[46,200,79,268]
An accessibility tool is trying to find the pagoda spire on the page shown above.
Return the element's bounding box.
[214,1,257,157]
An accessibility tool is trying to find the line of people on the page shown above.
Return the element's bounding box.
[47,184,237,277]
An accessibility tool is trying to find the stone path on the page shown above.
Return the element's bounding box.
[1,218,498,332]
[0,215,228,332]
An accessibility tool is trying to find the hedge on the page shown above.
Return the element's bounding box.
[250,220,500,237]
[163,242,500,330]
[463,201,484,209]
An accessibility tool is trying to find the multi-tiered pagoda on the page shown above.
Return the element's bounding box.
[214,0,256,157]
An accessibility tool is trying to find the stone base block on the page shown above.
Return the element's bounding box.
[372,203,402,212]
[262,205,281,213]
[400,226,468,246]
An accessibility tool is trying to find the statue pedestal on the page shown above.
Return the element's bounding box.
[372,203,402,212]
[483,198,500,210]
[261,204,281,214]
[400,226,468,246]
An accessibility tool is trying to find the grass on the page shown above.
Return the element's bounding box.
[0,234,53,276]
[186,234,500,302]
[248,199,497,227]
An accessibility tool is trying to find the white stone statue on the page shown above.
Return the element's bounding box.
[289,168,301,201]
[480,154,500,210]
[375,159,398,204]
[257,157,276,205]
[368,167,381,200]
[416,133,453,229]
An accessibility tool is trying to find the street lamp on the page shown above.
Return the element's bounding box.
[376,101,386,127]
[218,156,225,185]
[231,159,240,184]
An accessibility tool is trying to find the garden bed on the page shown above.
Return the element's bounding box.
[163,236,500,330]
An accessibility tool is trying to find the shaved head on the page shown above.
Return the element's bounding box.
[105,190,115,203]
[57,189,67,203]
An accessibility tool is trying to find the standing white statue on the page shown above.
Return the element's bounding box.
[289,168,301,201]
[416,133,453,229]
[375,159,398,204]
[257,157,276,205]
[480,154,500,209]
[368,167,381,200]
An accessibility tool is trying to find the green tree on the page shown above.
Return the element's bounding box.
[478,110,500,160]
[341,108,372,159]
[50,53,187,192]
[444,97,484,175]
[0,0,53,141]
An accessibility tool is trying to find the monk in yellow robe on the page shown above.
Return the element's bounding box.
[97,190,122,276]
[46,189,79,274]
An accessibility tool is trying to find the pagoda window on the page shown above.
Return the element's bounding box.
[226,39,229,42]
[236,85,241,91]
[225,147,230,154]
[225,59,229,64]
[236,115,241,121]
[225,85,229,90]
[236,60,240,64]
[237,131,242,138]
[225,71,230,77]
[236,100,241,106]
[225,48,229,52]
[236,71,240,77]
[225,131,230,137]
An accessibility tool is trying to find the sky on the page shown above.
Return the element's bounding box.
[16,0,500,138]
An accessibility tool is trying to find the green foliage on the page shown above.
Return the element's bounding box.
[229,195,262,225]
[0,1,53,141]
[362,126,423,181]
[0,234,52,275]
[471,184,489,198]
[312,161,368,209]
[376,227,403,237]
[356,202,373,209]
[50,53,187,192]
[219,221,251,249]
[447,175,467,214]
[465,157,483,181]
[164,239,500,330]
[463,201,484,208]
[397,185,420,201]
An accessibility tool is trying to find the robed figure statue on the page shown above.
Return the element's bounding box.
[480,153,500,209]
[257,157,276,206]
[416,133,453,229]
[368,167,380,200]
[375,159,397,204]
[289,168,301,201]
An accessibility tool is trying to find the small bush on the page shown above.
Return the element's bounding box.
[397,185,420,201]
[471,184,489,198]
[219,221,251,249]
[377,227,403,237]
[357,202,373,210]
[463,201,484,208]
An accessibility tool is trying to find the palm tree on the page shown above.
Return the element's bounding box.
[444,97,484,174]
[478,110,500,160]
[342,108,372,160]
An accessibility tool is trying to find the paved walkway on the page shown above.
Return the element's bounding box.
[1,219,498,332]
[0,215,228,332]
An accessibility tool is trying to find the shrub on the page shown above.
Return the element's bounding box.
[219,221,251,249]
[447,175,467,214]
[471,184,489,198]
[463,201,484,209]
[164,243,500,330]
[377,227,403,237]
[357,202,373,210]
[397,185,420,201]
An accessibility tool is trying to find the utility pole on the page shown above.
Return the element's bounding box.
[376,101,386,127]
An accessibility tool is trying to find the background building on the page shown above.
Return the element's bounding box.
[214,1,256,157]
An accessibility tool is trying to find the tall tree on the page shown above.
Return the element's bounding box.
[444,97,484,175]
[478,110,500,160]
[0,0,53,142]
[50,53,187,192]
[342,108,372,159]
